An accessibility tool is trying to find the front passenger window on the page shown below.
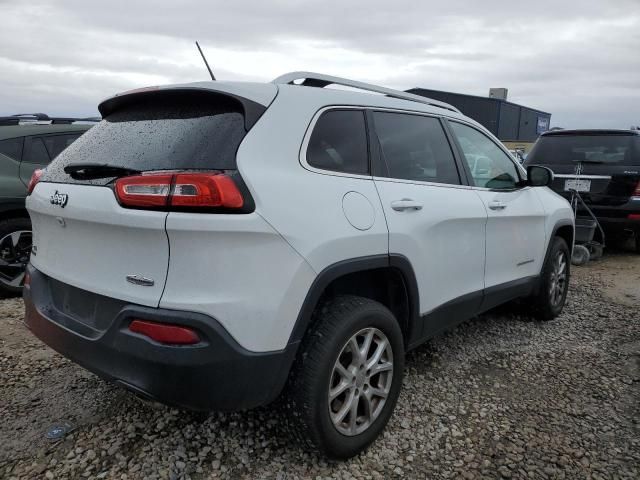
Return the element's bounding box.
[450,122,520,189]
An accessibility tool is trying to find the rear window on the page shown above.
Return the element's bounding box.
[527,134,640,166]
[43,92,247,184]
[306,110,369,175]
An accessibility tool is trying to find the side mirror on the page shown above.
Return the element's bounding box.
[527,165,554,187]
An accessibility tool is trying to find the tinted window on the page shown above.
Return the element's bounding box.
[307,110,368,175]
[450,122,520,189]
[374,112,460,184]
[526,134,640,166]
[0,137,23,161]
[43,133,82,160]
[24,138,51,164]
[44,92,247,185]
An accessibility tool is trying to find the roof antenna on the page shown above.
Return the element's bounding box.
[195,41,216,80]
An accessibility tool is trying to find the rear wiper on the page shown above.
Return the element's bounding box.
[572,159,603,164]
[64,163,141,180]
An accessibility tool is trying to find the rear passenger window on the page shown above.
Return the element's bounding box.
[373,112,460,185]
[43,134,82,160]
[24,138,51,164]
[307,110,369,175]
[0,137,23,161]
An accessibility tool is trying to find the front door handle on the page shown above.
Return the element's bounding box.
[391,199,423,211]
[489,200,507,210]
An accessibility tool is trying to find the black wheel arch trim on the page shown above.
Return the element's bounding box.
[286,254,421,349]
[534,219,574,295]
[547,219,574,258]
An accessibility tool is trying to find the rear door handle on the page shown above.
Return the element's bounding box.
[488,201,507,210]
[391,199,423,211]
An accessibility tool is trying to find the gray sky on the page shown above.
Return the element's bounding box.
[1,0,639,128]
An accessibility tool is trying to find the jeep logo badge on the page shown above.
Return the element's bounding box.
[50,191,69,208]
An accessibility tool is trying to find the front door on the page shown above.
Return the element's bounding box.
[448,121,546,292]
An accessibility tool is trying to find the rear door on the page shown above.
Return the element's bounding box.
[27,90,256,307]
[371,111,487,337]
[448,120,546,290]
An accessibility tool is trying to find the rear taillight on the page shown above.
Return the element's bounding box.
[27,169,43,195]
[114,172,244,210]
[128,319,200,345]
[633,181,640,199]
[628,214,640,221]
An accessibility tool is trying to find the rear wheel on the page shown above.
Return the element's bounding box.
[282,295,404,459]
[0,218,32,296]
[635,234,640,254]
[531,237,570,320]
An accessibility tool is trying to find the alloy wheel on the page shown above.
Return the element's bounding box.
[549,250,567,307]
[328,327,394,436]
[0,230,32,289]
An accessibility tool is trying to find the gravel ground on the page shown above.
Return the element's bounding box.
[1,252,639,479]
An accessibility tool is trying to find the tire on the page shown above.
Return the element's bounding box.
[571,244,590,266]
[635,234,640,254]
[0,217,32,296]
[282,295,405,459]
[531,237,570,320]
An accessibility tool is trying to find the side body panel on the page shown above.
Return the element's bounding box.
[0,152,26,199]
[237,88,390,274]
[160,212,316,353]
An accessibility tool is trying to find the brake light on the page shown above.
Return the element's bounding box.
[114,172,244,210]
[633,181,640,199]
[172,173,243,208]
[128,319,200,345]
[27,169,43,195]
[628,214,640,221]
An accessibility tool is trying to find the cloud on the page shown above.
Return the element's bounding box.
[1,0,638,128]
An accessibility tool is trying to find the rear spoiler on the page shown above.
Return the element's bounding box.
[98,83,278,131]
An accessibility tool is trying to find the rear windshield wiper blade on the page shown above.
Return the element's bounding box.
[572,159,603,164]
[63,163,141,180]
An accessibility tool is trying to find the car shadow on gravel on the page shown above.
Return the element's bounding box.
[2,251,639,479]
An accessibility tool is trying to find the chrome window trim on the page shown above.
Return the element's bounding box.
[300,105,465,187]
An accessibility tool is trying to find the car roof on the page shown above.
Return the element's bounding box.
[99,77,475,128]
[541,129,640,137]
[0,123,93,141]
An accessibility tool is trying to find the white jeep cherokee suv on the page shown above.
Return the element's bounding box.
[24,72,574,459]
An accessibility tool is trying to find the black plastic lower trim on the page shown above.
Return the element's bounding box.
[23,265,295,411]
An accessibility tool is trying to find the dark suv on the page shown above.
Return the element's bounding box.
[525,129,640,252]
[0,114,96,295]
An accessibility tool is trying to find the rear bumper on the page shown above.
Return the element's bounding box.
[578,199,640,236]
[594,216,640,236]
[23,265,297,411]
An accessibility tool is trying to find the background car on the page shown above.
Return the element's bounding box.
[0,114,97,295]
[525,129,640,252]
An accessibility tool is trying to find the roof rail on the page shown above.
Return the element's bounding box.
[0,114,101,126]
[272,71,461,113]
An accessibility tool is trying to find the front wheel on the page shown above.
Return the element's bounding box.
[531,236,570,320]
[283,295,405,459]
[0,218,32,296]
